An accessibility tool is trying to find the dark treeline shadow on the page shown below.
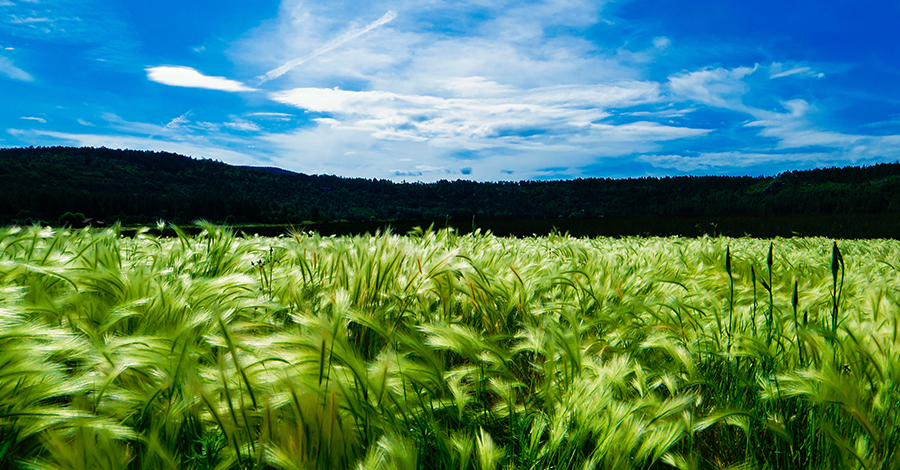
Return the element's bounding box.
[127,213,900,239]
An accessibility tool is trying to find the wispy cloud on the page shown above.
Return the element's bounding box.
[223,118,261,132]
[256,10,397,84]
[745,118,864,150]
[6,0,896,181]
[161,112,191,132]
[248,112,293,118]
[260,79,715,180]
[247,112,293,121]
[652,36,671,50]
[665,65,873,157]
[231,0,726,180]
[1,0,138,63]
[0,56,34,81]
[638,152,832,172]
[769,63,824,79]
[771,66,810,79]
[100,113,165,136]
[20,116,46,123]
[146,66,256,92]
[668,66,758,112]
[621,107,694,118]
[588,121,709,142]
[634,92,900,173]
[269,82,669,148]
[7,15,53,25]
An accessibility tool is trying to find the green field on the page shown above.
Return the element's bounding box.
[1,223,898,469]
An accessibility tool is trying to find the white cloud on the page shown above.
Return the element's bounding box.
[313,117,340,127]
[245,113,292,122]
[588,121,709,142]
[0,56,34,81]
[780,99,809,116]
[257,78,715,180]
[193,122,221,131]
[652,36,671,50]
[665,64,868,155]
[248,112,293,118]
[223,118,261,132]
[622,107,694,118]
[638,142,900,172]
[771,66,809,79]
[234,0,637,96]
[668,65,758,112]
[259,124,566,181]
[145,66,256,92]
[269,82,666,148]
[139,112,267,137]
[747,119,864,149]
[8,15,52,24]
[638,152,833,172]
[20,116,46,123]
[11,0,879,181]
[77,118,94,126]
[740,99,865,150]
[259,125,446,178]
[437,77,516,97]
[239,1,720,183]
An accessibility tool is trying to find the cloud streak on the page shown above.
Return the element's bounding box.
[256,10,397,84]
[769,63,824,79]
[0,56,34,81]
[638,152,832,172]
[146,66,256,92]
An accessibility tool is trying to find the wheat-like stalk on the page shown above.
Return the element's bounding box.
[0,224,898,469]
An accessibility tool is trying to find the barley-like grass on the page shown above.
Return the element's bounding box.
[0,224,898,469]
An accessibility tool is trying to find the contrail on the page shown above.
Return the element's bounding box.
[256,10,397,84]
[148,110,192,138]
[163,111,191,130]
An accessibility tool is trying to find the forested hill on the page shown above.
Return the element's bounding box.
[3,146,900,226]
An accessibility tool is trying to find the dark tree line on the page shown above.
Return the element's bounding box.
[2,146,900,226]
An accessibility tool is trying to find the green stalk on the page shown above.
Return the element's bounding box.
[726,246,734,350]
[765,243,775,347]
[831,242,844,346]
[750,266,757,336]
[792,280,804,367]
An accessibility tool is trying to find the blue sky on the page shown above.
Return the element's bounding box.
[2,0,899,182]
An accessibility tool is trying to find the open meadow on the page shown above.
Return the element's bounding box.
[1,223,898,469]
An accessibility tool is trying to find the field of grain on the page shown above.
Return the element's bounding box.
[1,223,898,469]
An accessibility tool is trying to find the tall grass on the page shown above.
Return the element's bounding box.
[0,223,899,469]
